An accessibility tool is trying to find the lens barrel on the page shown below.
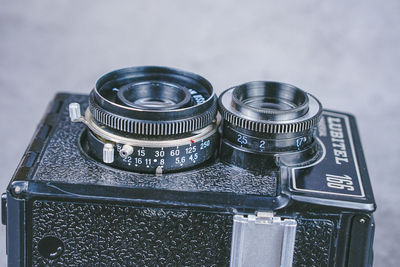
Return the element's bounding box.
[79,66,218,174]
[218,81,322,172]
[90,66,217,136]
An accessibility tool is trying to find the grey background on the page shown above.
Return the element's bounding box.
[0,0,399,265]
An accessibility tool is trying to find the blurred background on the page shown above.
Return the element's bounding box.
[1,0,399,265]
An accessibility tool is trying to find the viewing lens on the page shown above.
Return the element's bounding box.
[218,81,323,171]
[231,81,309,120]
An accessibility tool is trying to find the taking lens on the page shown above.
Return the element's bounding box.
[117,81,192,110]
[79,66,218,174]
[218,81,322,171]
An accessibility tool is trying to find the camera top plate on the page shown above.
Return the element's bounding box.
[7,94,375,213]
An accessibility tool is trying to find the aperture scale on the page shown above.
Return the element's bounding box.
[222,123,314,154]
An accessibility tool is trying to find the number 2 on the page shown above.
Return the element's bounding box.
[260,140,265,149]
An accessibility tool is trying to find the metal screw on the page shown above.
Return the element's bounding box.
[103,143,114,163]
[359,218,366,224]
[14,186,21,194]
[119,144,134,159]
[69,102,82,122]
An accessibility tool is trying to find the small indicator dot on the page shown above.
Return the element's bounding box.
[146,165,150,168]
[153,159,157,162]
[190,139,195,143]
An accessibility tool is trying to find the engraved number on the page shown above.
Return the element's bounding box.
[155,150,165,157]
[200,140,211,150]
[237,134,247,145]
[170,149,180,156]
[260,140,265,149]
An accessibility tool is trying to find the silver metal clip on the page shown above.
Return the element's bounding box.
[230,212,297,267]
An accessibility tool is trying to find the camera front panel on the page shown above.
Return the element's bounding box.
[27,198,344,267]
[2,67,376,266]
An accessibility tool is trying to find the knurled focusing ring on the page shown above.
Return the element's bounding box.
[219,81,322,134]
[218,81,323,171]
[89,66,217,136]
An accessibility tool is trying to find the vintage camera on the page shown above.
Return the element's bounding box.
[2,66,375,266]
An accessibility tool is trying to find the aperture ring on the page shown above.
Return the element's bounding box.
[90,98,217,136]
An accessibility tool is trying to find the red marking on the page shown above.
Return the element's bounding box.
[190,139,195,143]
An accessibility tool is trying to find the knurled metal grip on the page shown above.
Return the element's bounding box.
[220,111,320,134]
[102,143,114,163]
[89,95,217,136]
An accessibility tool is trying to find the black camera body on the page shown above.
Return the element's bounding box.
[2,67,375,266]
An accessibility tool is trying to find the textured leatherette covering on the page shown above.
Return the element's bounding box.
[31,200,233,266]
[32,95,277,197]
